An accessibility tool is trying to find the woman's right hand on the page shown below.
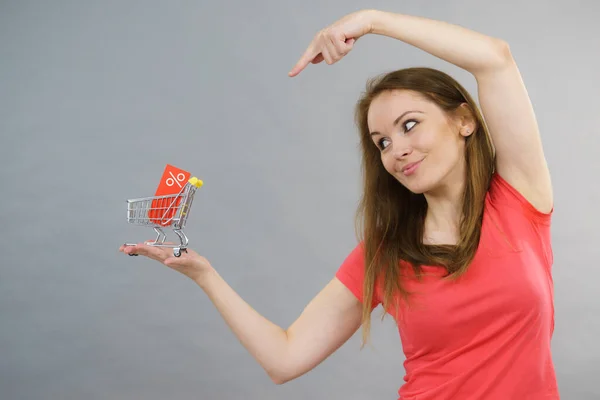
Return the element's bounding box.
[119,242,215,284]
[288,9,375,77]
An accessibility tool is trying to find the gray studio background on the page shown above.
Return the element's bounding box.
[2,1,599,399]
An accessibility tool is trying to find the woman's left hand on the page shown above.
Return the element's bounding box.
[288,10,375,77]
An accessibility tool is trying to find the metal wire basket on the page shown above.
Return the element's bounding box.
[124,177,203,257]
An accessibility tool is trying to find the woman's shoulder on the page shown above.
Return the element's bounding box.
[486,171,553,226]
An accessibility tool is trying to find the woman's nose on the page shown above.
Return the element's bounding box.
[391,139,413,160]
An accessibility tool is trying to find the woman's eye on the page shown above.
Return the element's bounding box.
[404,120,417,132]
[378,138,391,150]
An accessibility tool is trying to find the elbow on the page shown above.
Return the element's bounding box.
[265,362,292,385]
[271,375,290,385]
[494,39,513,61]
[267,360,301,385]
[269,370,294,385]
[265,341,305,385]
[473,38,515,75]
[490,38,514,68]
[266,342,298,385]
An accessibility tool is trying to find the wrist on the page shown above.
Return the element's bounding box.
[363,9,389,35]
[193,266,218,289]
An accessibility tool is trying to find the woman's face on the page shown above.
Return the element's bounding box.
[367,90,474,195]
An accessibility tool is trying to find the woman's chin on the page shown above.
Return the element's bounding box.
[398,175,437,195]
[398,178,428,195]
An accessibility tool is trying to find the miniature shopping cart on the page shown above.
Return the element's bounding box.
[124,177,203,257]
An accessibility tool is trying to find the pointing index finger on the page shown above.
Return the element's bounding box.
[288,43,319,77]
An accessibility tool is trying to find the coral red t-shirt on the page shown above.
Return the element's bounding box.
[335,172,559,399]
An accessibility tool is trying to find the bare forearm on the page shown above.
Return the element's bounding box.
[367,10,509,74]
[195,269,288,382]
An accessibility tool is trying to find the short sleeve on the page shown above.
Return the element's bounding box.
[335,242,380,310]
[487,172,554,268]
[488,172,553,226]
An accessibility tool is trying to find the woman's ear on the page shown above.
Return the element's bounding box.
[455,103,477,137]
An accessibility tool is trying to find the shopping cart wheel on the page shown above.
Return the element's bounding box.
[173,248,188,257]
[124,244,139,256]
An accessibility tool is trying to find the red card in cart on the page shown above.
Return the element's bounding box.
[149,164,191,225]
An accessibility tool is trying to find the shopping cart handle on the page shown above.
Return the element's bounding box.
[188,177,203,188]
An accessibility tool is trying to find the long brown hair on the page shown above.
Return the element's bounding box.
[354,67,495,347]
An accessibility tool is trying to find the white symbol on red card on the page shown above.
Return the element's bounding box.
[149,164,191,225]
[155,164,191,197]
[166,172,187,188]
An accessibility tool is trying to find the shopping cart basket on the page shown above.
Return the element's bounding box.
[124,177,203,257]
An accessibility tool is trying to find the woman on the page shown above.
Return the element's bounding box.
[121,9,558,399]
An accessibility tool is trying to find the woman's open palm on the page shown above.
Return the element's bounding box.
[119,242,214,283]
